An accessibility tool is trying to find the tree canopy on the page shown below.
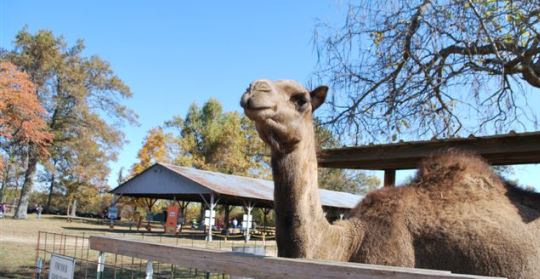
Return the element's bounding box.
[315,0,539,141]
[0,61,51,158]
[0,61,52,203]
[131,127,173,175]
[165,98,269,178]
[1,29,136,218]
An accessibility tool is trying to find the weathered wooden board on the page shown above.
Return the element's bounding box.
[89,236,504,279]
[318,131,540,170]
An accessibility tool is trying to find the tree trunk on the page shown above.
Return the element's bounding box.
[0,179,5,203]
[45,172,55,211]
[14,153,38,219]
[71,199,77,217]
[199,202,205,224]
[262,208,271,244]
[0,165,9,203]
[177,201,189,233]
[223,205,232,232]
[0,152,15,203]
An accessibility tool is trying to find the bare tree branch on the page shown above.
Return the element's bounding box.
[314,0,539,142]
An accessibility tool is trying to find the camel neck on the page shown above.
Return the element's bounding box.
[271,127,330,258]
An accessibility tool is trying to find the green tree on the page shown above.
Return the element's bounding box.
[315,0,539,140]
[3,29,136,219]
[166,98,269,178]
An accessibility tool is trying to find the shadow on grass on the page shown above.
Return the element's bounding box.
[0,266,34,279]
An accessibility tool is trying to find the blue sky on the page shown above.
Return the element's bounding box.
[2,1,539,191]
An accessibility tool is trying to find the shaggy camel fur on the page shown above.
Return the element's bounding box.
[240,79,540,279]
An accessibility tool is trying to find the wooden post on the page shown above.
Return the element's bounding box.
[384,169,396,187]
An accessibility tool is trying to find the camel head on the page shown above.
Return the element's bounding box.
[240,79,328,153]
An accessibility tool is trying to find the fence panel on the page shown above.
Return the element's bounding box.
[34,231,235,278]
[89,236,504,279]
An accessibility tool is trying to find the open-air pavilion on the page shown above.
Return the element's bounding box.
[110,162,363,241]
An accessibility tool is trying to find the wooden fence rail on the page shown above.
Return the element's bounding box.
[89,236,504,279]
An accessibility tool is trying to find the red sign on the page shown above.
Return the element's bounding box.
[165,205,179,234]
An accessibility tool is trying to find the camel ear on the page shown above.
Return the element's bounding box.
[310,85,328,111]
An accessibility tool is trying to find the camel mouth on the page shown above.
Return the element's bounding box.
[242,104,277,121]
[245,105,274,111]
[241,95,276,113]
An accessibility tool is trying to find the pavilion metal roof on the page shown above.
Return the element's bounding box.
[110,162,363,210]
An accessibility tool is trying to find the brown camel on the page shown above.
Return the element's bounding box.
[240,79,540,279]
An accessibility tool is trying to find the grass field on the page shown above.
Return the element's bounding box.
[0,214,276,278]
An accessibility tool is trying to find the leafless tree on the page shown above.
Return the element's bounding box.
[314,0,539,142]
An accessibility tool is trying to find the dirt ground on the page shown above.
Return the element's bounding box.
[0,214,276,278]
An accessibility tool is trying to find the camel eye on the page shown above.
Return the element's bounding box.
[291,94,308,109]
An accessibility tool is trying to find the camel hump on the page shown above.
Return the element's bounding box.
[415,149,504,190]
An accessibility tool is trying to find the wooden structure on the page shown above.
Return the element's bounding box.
[318,131,540,186]
[89,236,503,279]
[110,163,362,241]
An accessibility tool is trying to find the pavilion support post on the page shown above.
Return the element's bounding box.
[200,193,219,242]
[243,202,254,243]
[384,169,396,187]
[208,194,215,242]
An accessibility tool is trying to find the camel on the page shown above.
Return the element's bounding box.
[240,79,540,279]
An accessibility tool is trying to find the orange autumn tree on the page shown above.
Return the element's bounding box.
[0,61,51,163]
[0,61,51,203]
[130,127,172,175]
